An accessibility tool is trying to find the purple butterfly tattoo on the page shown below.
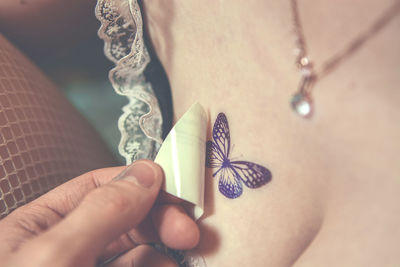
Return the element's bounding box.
[206,113,272,199]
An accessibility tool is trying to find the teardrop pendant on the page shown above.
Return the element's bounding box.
[291,91,313,118]
[291,74,315,118]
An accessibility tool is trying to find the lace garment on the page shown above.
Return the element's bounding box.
[95,1,207,266]
[96,0,163,165]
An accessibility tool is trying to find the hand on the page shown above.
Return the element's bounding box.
[0,160,200,266]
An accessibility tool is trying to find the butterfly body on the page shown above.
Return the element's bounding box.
[212,158,231,177]
[206,113,272,199]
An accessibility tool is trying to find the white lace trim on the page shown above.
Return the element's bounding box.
[95,0,162,164]
[95,1,207,266]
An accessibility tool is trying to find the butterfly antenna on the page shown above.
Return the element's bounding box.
[230,144,244,161]
[230,156,241,161]
[231,144,235,154]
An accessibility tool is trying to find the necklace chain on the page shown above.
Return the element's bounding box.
[290,0,400,118]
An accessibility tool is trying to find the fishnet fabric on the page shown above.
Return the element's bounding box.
[0,34,115,218]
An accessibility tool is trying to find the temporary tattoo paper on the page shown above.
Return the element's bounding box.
[155,103,207,220]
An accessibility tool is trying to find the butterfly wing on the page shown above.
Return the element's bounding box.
[212,113,231,159]
[206,140,224,168]
[230,161,272,189]
[218,166,243,199]
[207,113,270,198]
[206,113,231,168]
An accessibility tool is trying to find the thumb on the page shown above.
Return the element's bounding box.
[13,160,164,267]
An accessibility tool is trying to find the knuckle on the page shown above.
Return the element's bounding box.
[83,183,139,215]
[8,204,48,234]
[120,231,140,249]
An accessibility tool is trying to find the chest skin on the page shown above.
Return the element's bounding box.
[143,0,400,265]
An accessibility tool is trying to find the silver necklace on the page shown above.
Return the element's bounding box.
[290,0,400,118]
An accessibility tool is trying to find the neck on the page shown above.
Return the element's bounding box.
[142,0,400,119]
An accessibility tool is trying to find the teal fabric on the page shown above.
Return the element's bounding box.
[64,80,127,164]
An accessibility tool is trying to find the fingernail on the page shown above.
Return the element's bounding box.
[115,161,156,188]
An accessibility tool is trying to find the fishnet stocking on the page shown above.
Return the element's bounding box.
[0,34,115,218]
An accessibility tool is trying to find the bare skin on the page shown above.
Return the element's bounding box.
[0,0,98,59]
[1,0,399,266]
[143,0,400,266]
